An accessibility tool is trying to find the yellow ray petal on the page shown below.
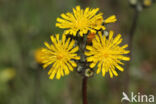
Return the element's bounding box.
[104,15,117,23]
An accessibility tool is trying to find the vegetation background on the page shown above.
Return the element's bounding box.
[0,0,156,104]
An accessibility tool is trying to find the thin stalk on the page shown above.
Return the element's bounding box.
[124,3,140,97]
[82,77,88,104]
[129,6,140,49]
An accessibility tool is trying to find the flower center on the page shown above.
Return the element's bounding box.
[100,50,110,59]
[75,17,88,29]
[56,54,64,60]
[103,53,109,58]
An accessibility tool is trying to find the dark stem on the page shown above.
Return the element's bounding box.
[124,4,140,97]
[82,77,88,104]
[129,6,140,49]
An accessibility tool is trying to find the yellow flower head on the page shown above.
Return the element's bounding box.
[40,34,80,80]
[85,31,130,78]
[56,6,117,37]
[34,48,45,64]
[143,0,152,7]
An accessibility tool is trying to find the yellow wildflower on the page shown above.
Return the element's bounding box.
[40,34,80,79]
[85,31,130,78]
[34,48,45,64]
[56,6,105,37]
[143,0,152,7]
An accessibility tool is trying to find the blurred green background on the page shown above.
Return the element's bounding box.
[0,0,156,104]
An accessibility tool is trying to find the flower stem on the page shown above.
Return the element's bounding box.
[124,4,140,104]
[82,77,88,104]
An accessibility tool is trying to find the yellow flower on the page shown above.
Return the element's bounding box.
[143,0,152,7]
[34,48,45,64]
[56,6,109,37]
[85,31,130,78]
[40,34,80,79]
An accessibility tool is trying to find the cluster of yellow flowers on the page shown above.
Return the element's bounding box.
[35,6,130,80]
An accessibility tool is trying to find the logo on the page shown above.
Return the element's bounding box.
[121,92,155,103]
